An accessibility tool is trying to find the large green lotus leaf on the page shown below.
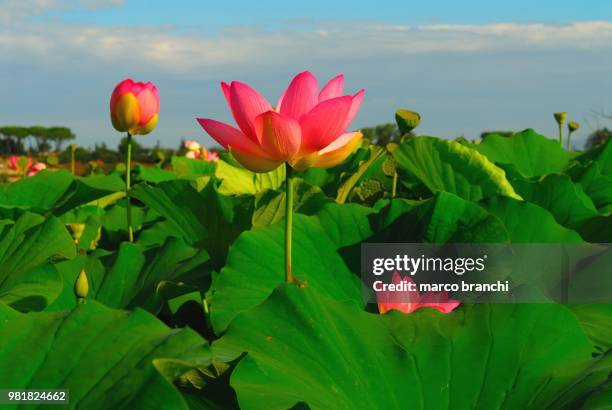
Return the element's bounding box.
[392,137,520,202]
[578,214,612,242]
[171,156,216,178]
[135,164,177,184]
[581,382,612,410]
[215,159,285,195]
[471,129,572,177]
[568,140,612,213]
[252,178,332,228]
[512,173,599,231]
[0,300,210,410]
[132,180,253,270]
[371,192,509,243]
[209,203,371,333]
[131,180,207,246]
[214,284,604,410]
[0,213,75,311]
[482,196,584,243]
[569,305,612,352]
[49,237,207,313]
[0,169,124,215]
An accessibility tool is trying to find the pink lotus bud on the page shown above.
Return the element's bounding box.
[110,78,160,135]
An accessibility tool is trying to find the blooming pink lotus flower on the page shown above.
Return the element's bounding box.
[8,155,32,171]
[110,79,160,135]
[377,272,460,315]
[28,162,47,176]
[197,71,364,172]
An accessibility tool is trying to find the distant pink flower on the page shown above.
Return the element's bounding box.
[205,150,219,162]
[197,71,364,172]
[185,150,199,159]
[28,162,47,176]
[377,272,460,315]
[184,140,201,151]
[8,155,32,171]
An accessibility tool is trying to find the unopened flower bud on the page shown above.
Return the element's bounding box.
[75,268,89,300]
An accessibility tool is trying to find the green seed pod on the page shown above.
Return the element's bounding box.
[395,109,421,134]
[553,112,568,126]
[382,157,397,177]
[568,121,580,133]
[75,268,89,300]
[357,178,384,201]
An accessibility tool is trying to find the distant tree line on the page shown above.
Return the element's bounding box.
[0,126,76,154]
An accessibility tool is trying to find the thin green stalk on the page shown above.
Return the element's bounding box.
[125,132,134,242]
[285,164,294,283]
[70,147,76,175]
[567,131,572,151]
[392,171,398,198]
[558,124,563,146]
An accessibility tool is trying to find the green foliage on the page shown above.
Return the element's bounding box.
[0,124,609,409]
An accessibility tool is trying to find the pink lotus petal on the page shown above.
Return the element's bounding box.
[318,131,358,155]
[343,89,365,130]
[255,110,301,160]
[110,78,135,112]
[300,95,352,151]
[229,81,272,142]
[278,71,319,120]
[136,87,159,124]
[221,82,231,107]
[420,291,462,314]
[28,162,47,176]
[319,74,344,102]
[377,272,461,315]
[197,118,273,159]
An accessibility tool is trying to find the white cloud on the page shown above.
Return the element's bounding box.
[0,0,126,23]
[1,16,611,77]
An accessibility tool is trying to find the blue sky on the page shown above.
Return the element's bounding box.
[50,1,612,26]
[1,0,612,149]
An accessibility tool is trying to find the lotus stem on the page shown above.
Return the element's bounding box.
[392,171,398,198]
[125,132,134,242]
[567,131,572,151]
[70,146,76,175]
[285,163,294,283]
[558,124,563,146]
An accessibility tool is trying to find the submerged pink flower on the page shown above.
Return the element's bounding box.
[197,71,364,172]
[377,272,460,315]
[28,162,47,176]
